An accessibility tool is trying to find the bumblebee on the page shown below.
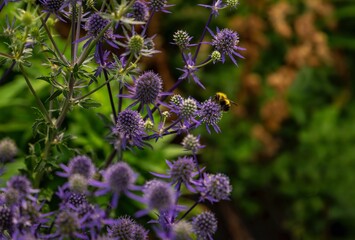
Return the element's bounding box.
[214,92,237,112]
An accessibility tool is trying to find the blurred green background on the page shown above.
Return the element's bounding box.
[1,0,355,239]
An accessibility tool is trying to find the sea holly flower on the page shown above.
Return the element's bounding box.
[57,155,95,180]
[94,50,117,77]
[178,53,204,89]
[209,27,245,65]
[199,0,225,16]
[82,12,119,49]
[198,98,223,133]
[151,157,198,191]
[118,29,159,58]
[173,30,193,50]
[192,211,217,240]
[172,220,194,240]
[40,0,65,19]
[45,210,88,239]
[129,0,149,22]
[148,0,173,13]
[182,134,204,154]
[0,204,14,235]
[107,216,148,240]
[1,176,39,202]
[113,109,147,149]
[194,173,232,203]
[121,71,169,121]
[90,162,139,208]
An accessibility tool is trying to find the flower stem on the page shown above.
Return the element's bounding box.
[177,200,199,222]
[19,64,54,127]
[193,11,213,62]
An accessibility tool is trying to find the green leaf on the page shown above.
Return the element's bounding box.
[78,98,102,109]
[45,89,62,103]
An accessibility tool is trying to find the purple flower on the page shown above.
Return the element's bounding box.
[149,0,173,13]
[90,162,138,208]
[152,157,198,191]
[0,204,13,234]
[194,173,232,203]
[209,27,245,65]
[198,99,223,133]
[107,216,148,240]
[57,155,95,180]
[113,109,147,149]
[122,71,168,120]
[178,53,204,89]
[94,50,116,77]
[40,0,64,14]
[192,211,217,240]
[143,180,175,212]
[199,0,225,16]
[81,12,118,49]
[130,0,149,22]
[1,176,38,202]
[48,210,87,239]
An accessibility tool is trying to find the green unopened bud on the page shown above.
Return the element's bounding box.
[211,50,221,63]
[226,0,239,8]
[18,10,36,26]
[129,35,144,54]
[144,119,154,130]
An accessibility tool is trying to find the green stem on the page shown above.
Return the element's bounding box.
[56,73,75,129]
[20,64,54,127]
[0,52,13,59]
[74,76,114,101]
[39,14,68,65]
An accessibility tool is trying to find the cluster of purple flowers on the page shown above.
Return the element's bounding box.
[0,151,231,239]
[0,0,245,239]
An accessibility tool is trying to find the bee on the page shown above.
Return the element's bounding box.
[214,92,237,112]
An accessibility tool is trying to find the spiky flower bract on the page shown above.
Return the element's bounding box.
[199,99,223,133]
[210,28,245,65]
[113,109,146,149]
[192,211,217,240]
[58,155,95,180]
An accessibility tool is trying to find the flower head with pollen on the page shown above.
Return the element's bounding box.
[149,0,173,13]
[209,27,245,65]
[182,134,204,154]
[199,98,223,133]
[90,162,138,208]
[192,211,217,240]
[113,109,146,149]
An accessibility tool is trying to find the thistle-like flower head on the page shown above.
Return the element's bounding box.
[197,173,232,203]
[113,109,146,149]
[192,211,217,239]
[199,99,223,133]
[182,134,203,153]
[131,0,149,21]
[0,205,13,233]
[173,30,192,49]
[68,155,95,179]
[104,162,136,194]
[210,27,245,65]
[143,180,174,212]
